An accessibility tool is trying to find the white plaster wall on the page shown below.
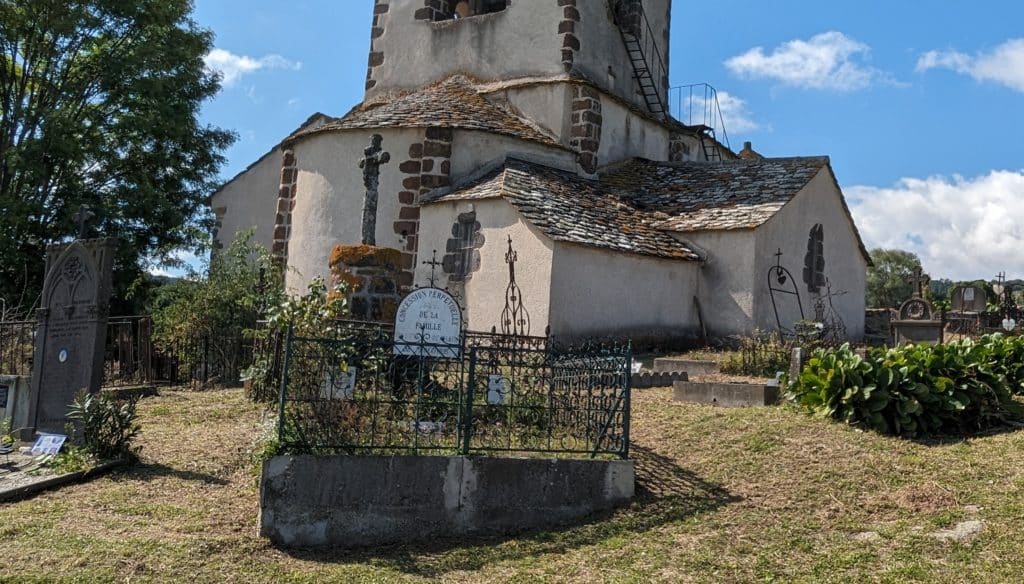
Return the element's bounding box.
[449,130,574,179]
[574,0,672,112]
[599,97,669,164]
[753,169,868,339]
[682,230,757,338]
[286,128,423,292]
[548,242,699,341]
[417,198,553,333]
[368,1,564,98]
[484,83,569,145]
[210,149,280,252]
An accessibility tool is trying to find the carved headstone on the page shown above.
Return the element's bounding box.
[892,267,943,345]
[951,285,987,313]
[25,238,116,435]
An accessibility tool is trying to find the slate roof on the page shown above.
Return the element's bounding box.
[601,157,831,232]
[288,76,563,149]
[423,155,869,262]
[423,158,702,261]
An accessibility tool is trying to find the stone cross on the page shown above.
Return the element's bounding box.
[72,204,95,240]
[906,266,929,298]
[357,134,391,246]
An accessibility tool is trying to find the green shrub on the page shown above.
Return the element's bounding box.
[786,335,1024,437]
[67,391,141,461]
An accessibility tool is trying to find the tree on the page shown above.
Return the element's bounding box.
[149,232,282,352]
[0,0,234,311]
[865,248,922,309]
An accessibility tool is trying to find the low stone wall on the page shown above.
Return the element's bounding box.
[864,309,893,346]
[260,454,635,548]
[652,358,719,376]
[674,380,780,407]
[631,370,687,388]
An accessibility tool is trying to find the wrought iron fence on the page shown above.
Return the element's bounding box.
[276,324,632,459]
[103,316,154,387]
[0,320,36,376]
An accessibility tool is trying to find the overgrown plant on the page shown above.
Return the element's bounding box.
[243,276,350,403]
[67,391,141,461]
[150,231,283,387]
[786,335,1024,437]
[720,332,791,378]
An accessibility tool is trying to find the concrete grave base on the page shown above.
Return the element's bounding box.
[674,381,779,407]
[652,358,719,376]
[260,454,634,548]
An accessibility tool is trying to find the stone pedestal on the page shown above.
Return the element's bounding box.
[26,238,116,436]
[892,320,944,345]
[329,244,404,323]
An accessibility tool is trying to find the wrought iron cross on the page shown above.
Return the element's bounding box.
[72,204,94,240]
[422,250,443,288]
[906,266,929,298]
[500,235,530,336]
[357,134,391,246]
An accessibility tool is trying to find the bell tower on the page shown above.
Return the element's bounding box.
[364,0,672,116]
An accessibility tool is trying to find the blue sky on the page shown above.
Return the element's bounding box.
[193,0,1024,281]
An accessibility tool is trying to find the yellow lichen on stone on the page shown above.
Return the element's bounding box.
[329,244,403,270]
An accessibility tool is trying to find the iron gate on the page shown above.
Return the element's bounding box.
[276,325,632,459]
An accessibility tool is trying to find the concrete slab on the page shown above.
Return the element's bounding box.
[673,381,779,407]
[653,358,718,376]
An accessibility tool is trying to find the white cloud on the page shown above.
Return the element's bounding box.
[725,31,889,91]
[848,170,1024,280]
[203,48,302,88]
[916,38,1024,92]
[711,91,760,134]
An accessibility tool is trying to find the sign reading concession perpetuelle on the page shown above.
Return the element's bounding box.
[393,287,463,358]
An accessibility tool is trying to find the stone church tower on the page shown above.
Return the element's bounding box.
[210,0,870,343]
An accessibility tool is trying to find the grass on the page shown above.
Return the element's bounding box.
[2,388,1024,582]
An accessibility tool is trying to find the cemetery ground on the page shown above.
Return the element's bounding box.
[1,388,1023,582]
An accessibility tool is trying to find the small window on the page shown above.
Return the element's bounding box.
[441,0,508,21]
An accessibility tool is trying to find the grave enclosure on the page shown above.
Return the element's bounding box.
[260,279,636,547]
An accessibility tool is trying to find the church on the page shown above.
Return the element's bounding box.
[210,0,869,344]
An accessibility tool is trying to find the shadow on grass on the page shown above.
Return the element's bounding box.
[284,445,739,577]
[108,462,229,486]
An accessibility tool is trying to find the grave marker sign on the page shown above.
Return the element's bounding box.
[393,288,462,358]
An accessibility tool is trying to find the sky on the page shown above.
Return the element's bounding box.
[192,0,1024,282]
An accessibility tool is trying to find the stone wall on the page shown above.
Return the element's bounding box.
[394,127,454,289]
[864,308,893,346]
[260,454,634,547]
[366,1,390,91]
[271,149,298,263]
[558,0,580,73]
[570,85,602,174]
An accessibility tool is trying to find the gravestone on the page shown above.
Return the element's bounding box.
[892,267,943,345]
[25,237,116,436]
[951,285,987,312]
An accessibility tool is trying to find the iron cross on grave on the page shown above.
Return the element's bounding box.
[357,134,391,246]
[906,266,930,298]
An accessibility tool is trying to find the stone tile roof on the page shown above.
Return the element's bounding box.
[423,158,702,261]
[600,157,831,231]
[288,76,563,149]
[424,155,871,262]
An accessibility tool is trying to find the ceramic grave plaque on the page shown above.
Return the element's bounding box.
[393,287,462,358]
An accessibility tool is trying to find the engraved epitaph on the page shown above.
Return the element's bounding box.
[357,134,391,246]
[26,238,116,435]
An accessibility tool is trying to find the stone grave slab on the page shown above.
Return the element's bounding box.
[26,238,116,436]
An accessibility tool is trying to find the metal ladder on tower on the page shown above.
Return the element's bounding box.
[610,0,667,119]
[695,125,721,162]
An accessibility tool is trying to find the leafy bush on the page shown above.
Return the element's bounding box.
[67,391,142,461]
[786,335,1024,437]
[243,276,350,403]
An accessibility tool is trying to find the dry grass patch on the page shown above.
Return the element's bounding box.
[0,387,1023,581]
